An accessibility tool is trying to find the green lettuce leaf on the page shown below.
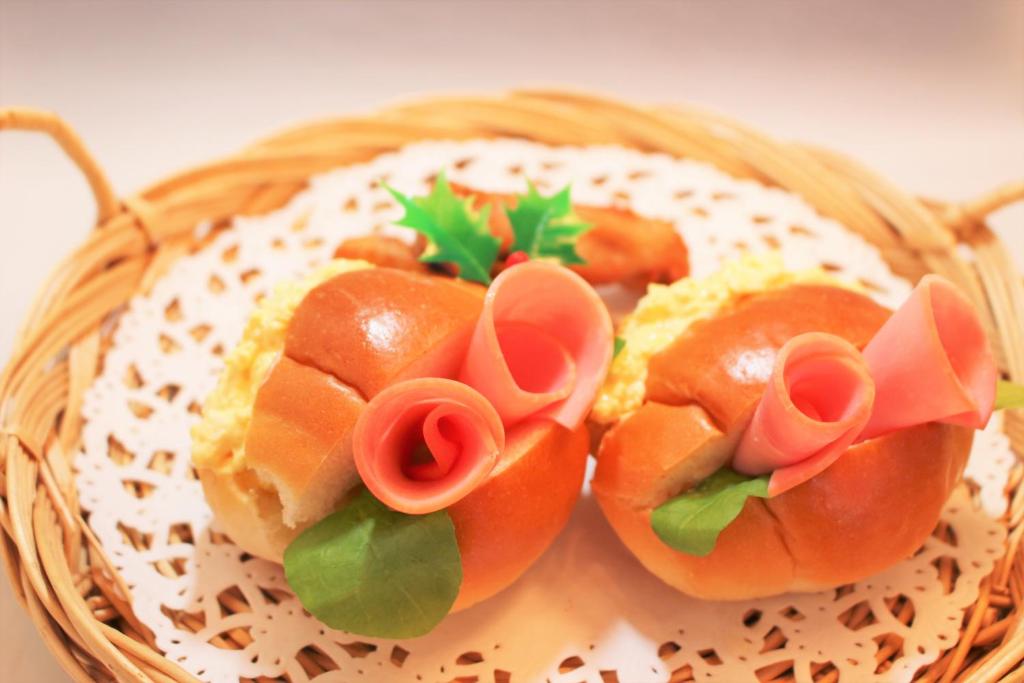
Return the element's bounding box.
[651,468,770,557]
[613,336,626,359]
[995,380,1024,411]
[385,171,500,285]
[506,181,590,265]
[283,488,462,638]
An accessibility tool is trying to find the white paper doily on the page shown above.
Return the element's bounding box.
[75,139,1012,683]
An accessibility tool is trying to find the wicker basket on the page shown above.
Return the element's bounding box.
[1,91,1022,683]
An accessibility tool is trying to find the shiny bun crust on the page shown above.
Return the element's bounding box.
[197,267,589,610]
[592,284,973,599]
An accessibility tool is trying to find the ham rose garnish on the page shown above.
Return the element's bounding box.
[735,274,996,496]
[859,274,996,439]
[733,333,875,496]
[352,378,505,514]
[460,261,614,429]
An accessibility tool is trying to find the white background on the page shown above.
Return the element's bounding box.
[1,1,1021,680]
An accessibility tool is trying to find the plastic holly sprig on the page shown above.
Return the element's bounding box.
[386,174,590,284]
[385,171,500,285]
[505,181,590,265]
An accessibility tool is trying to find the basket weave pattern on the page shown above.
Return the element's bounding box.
[0,92,1022,682]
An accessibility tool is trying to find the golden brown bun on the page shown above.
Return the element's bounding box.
[451,183,690,287]
[333,235,428,273]
[244,356,366,527]
[200,267,591,612]
[450,420,590,610]
[571,204,690,288]
[224,268,482,530]
[593,284,974,599]
[199,468,303,562]
[646,284,891,426]
[285,268,484,398]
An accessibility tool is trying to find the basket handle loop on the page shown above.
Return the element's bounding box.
[939,180,1024,243]
[0,107,119,224]
[962,180,1024,223]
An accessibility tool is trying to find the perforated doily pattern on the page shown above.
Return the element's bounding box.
[75,140,1011,683]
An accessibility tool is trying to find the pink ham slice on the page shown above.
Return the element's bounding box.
[859,274,996,440]
[459,261,613,429]
[733,333,876,496]
[352,378,505,514]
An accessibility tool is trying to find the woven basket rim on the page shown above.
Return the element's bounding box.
[1,90,1023,683]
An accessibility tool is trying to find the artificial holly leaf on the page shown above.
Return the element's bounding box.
[506,181,591,265]
[995,380,1024,411]
[385,172,500,285]
[283,487,462,638]
[651,468,770,557]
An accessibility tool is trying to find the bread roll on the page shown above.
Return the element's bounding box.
[592,284,973,599]
[195,265,590,610]
[450,183,690,287]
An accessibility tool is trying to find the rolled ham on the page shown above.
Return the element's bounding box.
[733,333,875,497]
[459,261,613,429]
[859,274,996,440]
[352,378,505,515]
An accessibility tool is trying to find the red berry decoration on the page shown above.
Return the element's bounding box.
[505,251,530,267]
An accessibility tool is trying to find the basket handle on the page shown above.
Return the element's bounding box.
[959,180,1024,227]
[0,108,119,224]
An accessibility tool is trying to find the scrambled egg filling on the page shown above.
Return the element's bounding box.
[592,252,849,425]
[191,259,373,475]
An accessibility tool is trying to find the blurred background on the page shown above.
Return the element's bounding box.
[1,1,1021,679]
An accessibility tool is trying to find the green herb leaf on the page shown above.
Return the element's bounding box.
[283,488,462,638]
[996,380,1024,411]
[506,181,590,265]
[385,171,500,285]
[613,336,626,359]
[651,469,770,557]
